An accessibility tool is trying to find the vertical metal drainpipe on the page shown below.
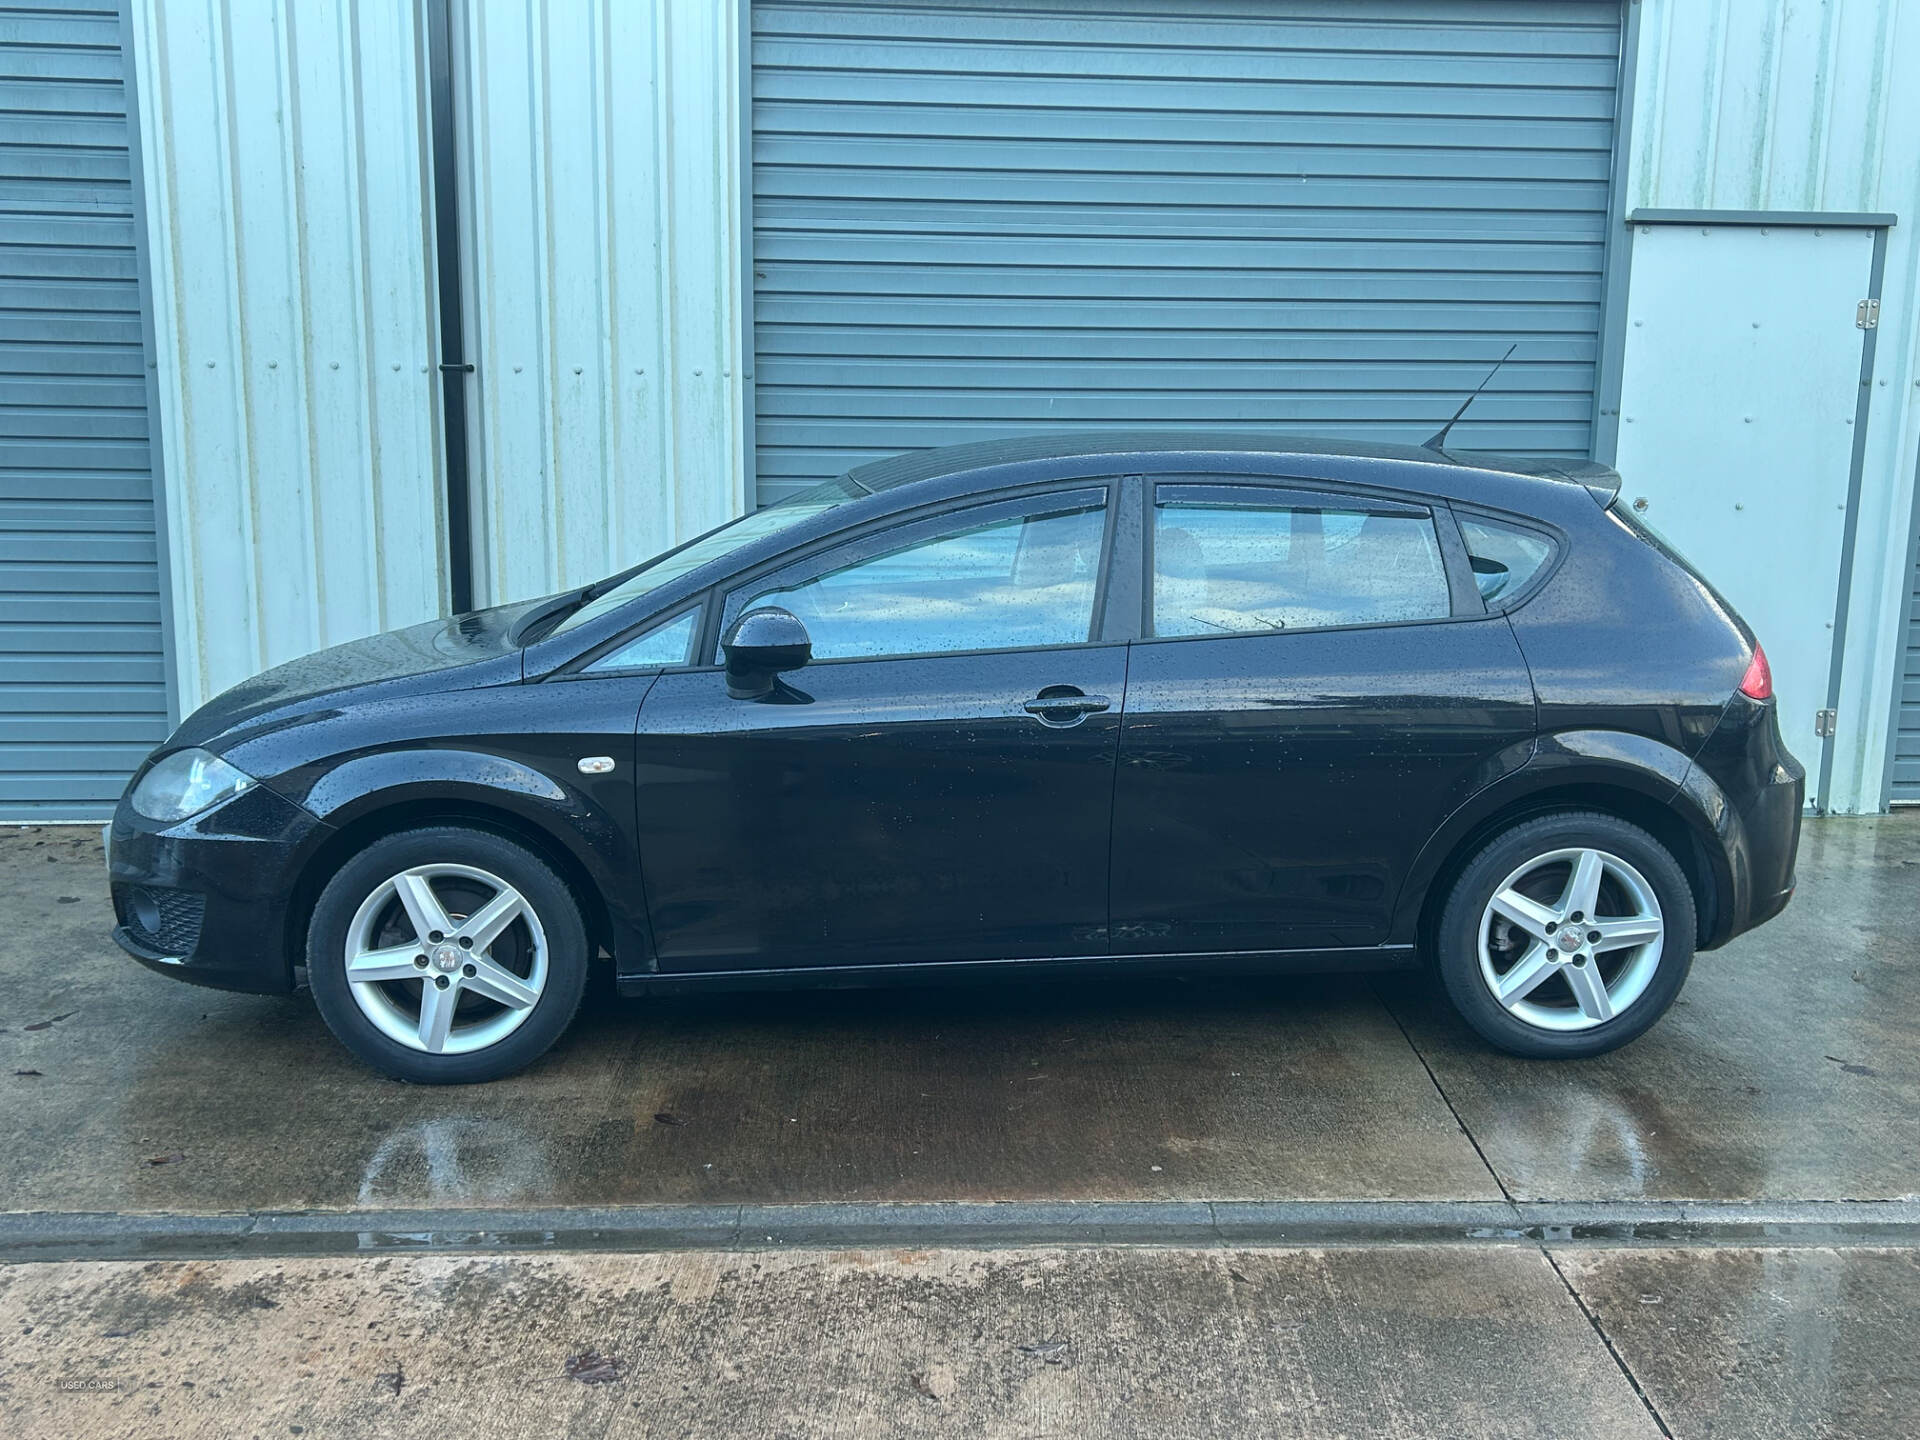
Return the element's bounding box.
[425,0,475,616]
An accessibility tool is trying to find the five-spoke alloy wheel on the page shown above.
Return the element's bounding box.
[1437,812,1696,1059]
[343,863,549,1056]
[308,827,589,1083]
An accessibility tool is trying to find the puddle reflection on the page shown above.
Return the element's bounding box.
[357,1116,555,1206]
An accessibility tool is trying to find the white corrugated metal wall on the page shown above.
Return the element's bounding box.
[455,0,748,608]
[127,0,445,714]
[121,0,1920,813]
[1624,0,1920,813]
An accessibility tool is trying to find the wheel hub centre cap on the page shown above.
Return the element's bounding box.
[431,945,462,972]
[1555,929,1582,953]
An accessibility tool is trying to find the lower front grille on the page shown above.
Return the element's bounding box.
[120,886,206,956]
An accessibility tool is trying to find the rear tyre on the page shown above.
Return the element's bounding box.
[307,826,590,1083]
[1435,811,1696,1059]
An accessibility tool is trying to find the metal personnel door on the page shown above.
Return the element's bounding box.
[1613,221,1878,807]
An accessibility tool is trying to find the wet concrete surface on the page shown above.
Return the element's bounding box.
[1562,1246,1920,1439]
[3,813,1917,1213]
[0,1245,1665,1439]
[1387,815,1920,1202]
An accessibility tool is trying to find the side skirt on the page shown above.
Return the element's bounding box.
[614,945,1419,998]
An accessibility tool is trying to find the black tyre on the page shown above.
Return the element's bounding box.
[1435,811,1696,1059]
[307,826,590,1083]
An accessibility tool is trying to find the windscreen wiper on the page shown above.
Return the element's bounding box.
[509,585,595,647]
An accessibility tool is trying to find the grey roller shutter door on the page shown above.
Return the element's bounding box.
[1,3,166,819]
[750,0,1623,504]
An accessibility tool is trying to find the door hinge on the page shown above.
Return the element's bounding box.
[1815,708,1837,739]
[1856,299,1880,329]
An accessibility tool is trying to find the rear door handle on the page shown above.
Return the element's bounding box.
[1023,688,1112,725]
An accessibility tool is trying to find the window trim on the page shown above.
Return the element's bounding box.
[1447,503,1568,613]
[712,483,1121,667]
[1433,503,1487,617]
[1143,478,1464,643]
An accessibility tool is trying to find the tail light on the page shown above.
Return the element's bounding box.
[1739,644,1773,701]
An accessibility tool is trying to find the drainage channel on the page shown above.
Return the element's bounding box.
[4,1199,1919,1263]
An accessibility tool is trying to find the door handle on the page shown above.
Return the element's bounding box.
[1023,688,1112,725]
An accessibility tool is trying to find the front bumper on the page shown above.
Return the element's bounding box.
[109,781,331,994]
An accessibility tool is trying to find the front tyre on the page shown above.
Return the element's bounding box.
[1435,811,1696,1059]
[307,826,590,1083]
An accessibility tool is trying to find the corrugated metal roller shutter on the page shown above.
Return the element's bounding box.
[750,0,1623,504]
[0,3,166,819]
[1896,552,1920,800]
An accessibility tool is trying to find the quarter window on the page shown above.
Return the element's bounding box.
[584,610,698,672]
[1458,516,1555,605]
[1152,488,1450,637]
[729,499,1108,661]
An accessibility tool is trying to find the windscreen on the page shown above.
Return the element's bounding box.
[550,477,864,636]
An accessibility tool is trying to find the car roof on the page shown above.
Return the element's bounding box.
[843,430,1620,507]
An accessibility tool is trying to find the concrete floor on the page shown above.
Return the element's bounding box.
[3,814,1918,1436]
[2,816,1916,1211]
[5,1245,1915,1439]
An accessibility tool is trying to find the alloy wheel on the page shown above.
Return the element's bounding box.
[342,863,548,1055]
[1476,846,1665,1033]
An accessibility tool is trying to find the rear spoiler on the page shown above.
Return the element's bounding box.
[1549,461,1622,509]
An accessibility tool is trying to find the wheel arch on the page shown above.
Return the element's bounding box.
[1396,740,1733,956]
[285,791,635,981]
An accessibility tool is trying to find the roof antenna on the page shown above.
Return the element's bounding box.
[1423,343,1517,451]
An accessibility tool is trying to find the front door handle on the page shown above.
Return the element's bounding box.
[1023,687,1113,726]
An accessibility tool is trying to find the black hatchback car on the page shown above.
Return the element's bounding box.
[110,434,1802,1082]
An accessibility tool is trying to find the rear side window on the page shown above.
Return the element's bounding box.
[1151,486,1450,637]
[1458,516,1555,606]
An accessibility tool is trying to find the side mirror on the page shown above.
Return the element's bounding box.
[722,606,812,699]
[1469,554,1510,601]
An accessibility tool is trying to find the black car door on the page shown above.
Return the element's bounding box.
[1109,479,1536,954]
[631,485,1129,972]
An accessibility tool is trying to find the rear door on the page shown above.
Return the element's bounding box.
[632,485,1129,971]
[1110,479,1536,953]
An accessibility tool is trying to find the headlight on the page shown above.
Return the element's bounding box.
[130,748,255,822]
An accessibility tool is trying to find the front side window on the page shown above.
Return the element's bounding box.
[728,498,1108,661]
[1458,515,1555,605]
[1152,486,1450,637]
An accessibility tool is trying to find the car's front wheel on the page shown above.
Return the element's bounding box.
[1435,811,1696,1059]
[307,826,590,1083]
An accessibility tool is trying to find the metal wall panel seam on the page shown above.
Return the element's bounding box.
[652,0,679,564]
[1591,0,1640,466]
[735,0,756,509]
[114,0,178,730]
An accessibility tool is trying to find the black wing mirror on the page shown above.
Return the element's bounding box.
[722,606,812,699]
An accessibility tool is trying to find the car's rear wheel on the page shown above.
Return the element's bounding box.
[1435,811,1696,1058]
[307,826,589,1083]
